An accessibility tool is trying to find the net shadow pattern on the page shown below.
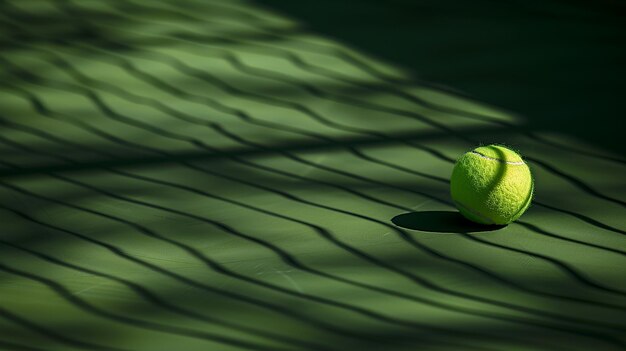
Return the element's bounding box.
[0,0,625,350]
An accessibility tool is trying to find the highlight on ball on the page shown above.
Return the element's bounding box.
[450,144,534,225]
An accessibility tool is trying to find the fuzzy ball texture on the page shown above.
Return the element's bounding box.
[450,145,534,225]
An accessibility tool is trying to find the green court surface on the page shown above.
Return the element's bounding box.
[0,0,625,350]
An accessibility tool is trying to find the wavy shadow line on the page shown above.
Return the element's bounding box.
[0,148,611,351]
[534,201,626,236]
[43,47,455,182]
[120,23,626,167]
[4,53,626,316]
[117,158,626,313]
[0,131,503,349]
[60,1,626,176]
[0,54,446,209]
[13,10,621,213]
[1,119,624,351]
[154,0,625,166]
[50,175,506,344]
[87,164,626,327]
[0,238,330,351]
[15,34,453,159]
[65,0,368,75]
[205,126,626,298]
[2,4,620,338]
[220,54,626,166]
[0,306,134,351]
[4,5,623,212]
[0,157,391,346]
[1,61,624,330]
[108,0,403,83]
[0,261,300,351]
[527,156,625,208]
[0,176,496,350]
[43,30,478,147]
[75,1,626,165]
[139,47,626,209]
[7,0,476,141]
[0,92,626,245]
[110,53,626,225]
[0,197,389,347]
[2,72,620,351]
[517,221,626,257]
[0,135,529,351]
[0,84,183,159]
[0,95,608,351]
[220,52,458,164]
[1,5,624,346]
[460,231,626,295]
[0,120,624,350]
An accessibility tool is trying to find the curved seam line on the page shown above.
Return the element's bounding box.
[471,151,526,165]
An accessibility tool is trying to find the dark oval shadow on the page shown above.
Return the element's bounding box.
[391,211,506,234]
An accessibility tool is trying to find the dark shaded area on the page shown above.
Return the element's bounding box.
[256,0,626,154]
[392,211,506,233]
[1,1,626,350]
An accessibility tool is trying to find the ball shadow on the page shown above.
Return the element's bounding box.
[391,211,506,234]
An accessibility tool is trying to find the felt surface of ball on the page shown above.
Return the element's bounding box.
[450,145,534,225]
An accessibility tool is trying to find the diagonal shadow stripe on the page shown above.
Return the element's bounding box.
[0,139,544,351]
[11,42,624,239]
[0,123,510,346]
[118,157,626,309]
[517,221,626,257]
[81,0,626,166]
[458,234,626,297]
[0,151,404,346]
[0,200,396,348]
[2,6,620,351]
[1,64,624,324]
[2,49,620,351]
[0,262,303,351]
[532,202,626,236]
[63,166,626,329]
[3,55,626,313]
[0,54,453,211]
[217,52,626,165]
[1,120,624,351]
[112,43,626,210]
[164,0,626,166]
[0,181,497,350]
[0,306,134,351]
[0,1,528,148]
[4,3,623,213]
[20,0,626,280]
[0,102,626,245]
[6,6,621,214]
[0,164,604,351]
[0,239,331,351]
[2,1,620,346]
[43,47,453,182]
[10,34,472,168]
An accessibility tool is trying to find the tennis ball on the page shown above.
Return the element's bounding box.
[450,145,534,225]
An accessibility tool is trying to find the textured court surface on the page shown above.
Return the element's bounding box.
[1,0,625,350]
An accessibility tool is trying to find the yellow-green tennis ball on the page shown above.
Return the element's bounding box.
[450,145,534,225]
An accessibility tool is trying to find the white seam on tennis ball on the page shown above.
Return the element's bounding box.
[471,151,526,165]
[453,200,495,224]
